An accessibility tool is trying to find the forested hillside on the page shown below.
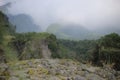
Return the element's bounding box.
[0,11,120,80]
[47,23,100,40]
[59,33,120,70]
[1,11,120,70]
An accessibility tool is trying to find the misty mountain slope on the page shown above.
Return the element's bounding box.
[47,23,100,40]
[8,14,41,32]
[95,27,120,35]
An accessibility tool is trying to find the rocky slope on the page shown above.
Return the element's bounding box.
[0,59,120,80]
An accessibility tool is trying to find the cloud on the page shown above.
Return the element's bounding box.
[1,0,120,31]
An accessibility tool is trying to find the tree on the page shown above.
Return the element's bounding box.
[93,33,120,70]
[99,33,120,48]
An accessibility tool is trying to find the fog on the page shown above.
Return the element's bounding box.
[0,0,120,31]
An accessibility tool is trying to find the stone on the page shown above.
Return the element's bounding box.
[1,59,118,80]
[108,73,116,80]
[9,77,19,80]
[0,76,6,80]
[74,76,86,80]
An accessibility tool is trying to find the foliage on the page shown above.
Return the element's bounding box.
[1,11,120,71]
[58,39,96,61]
[92,33,120,70]
[10,32,61,59]
[0,11,16,62]
[0,11,15,44]
[47,34,60,58]
[4,46,18,62]
[99,33,120,48]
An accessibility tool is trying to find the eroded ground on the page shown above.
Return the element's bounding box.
[0,59,120,80]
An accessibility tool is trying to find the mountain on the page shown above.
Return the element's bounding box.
[46,23,120,40]
[95,27,120,35]
[0,3,41,33]
[46,23,100,40]
[0,12,120,80]
[0,2,11,13]
[8,14,41,32]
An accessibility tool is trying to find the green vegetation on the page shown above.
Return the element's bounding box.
[58,39,96,61]
[0,11,120,71]
[58,33,120,70]
[11,32,60,60]
[0,11,16,62]
[93,33,120,70]
[46,23,101,40]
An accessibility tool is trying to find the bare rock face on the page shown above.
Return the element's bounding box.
[0,59,119,80]
[20,39,52,60]
[40,40,51,59]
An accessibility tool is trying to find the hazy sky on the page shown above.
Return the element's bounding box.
[0,0,120,31]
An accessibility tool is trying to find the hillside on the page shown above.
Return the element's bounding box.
[46,23,120,40]
[0,11,120,80]
[46,23,101,40]
[0,59,120,80]
[12,32,59,60]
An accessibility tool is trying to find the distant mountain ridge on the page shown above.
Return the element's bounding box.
[46,23,101,40]
[46,23,120,40]
[8,14,41,33]
[0,3,41,33]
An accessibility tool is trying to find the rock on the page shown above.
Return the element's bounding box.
[2,59,119,80]
[108,73,116,80]
[86,74,105,80]
[27,61,33,68]
[49,76,61,80]
[85,67,100,73]
[9,77,19,80]
[0,63,8,69]
[84,71,89,77]
[0,76,6,80]
[116,71,120,76]
[67,78,70,80]
[74,76,86,80]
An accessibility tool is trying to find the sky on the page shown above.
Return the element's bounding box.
[0,0,120,31]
